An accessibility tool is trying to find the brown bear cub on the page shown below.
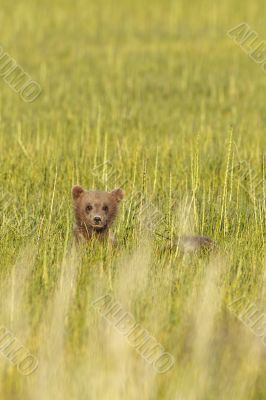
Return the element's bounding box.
[72,186,215,253]
[72,186,124,243]
[176,235,216,254]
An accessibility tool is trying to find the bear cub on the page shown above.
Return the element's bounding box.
[72,185,124,243]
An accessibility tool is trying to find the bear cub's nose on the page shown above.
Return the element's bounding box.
[94,216,102,224]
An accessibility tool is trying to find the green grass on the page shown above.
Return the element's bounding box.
[0,0,265,399]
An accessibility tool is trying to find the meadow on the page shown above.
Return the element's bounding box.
[0,0,265,399]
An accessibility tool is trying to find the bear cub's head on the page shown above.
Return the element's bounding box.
[72,186,124,232]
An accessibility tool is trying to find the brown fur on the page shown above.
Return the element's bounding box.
[72,186,124,243]
[177,235,216,253]
[162,235,216,255]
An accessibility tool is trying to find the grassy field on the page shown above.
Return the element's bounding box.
[0,0,265,399]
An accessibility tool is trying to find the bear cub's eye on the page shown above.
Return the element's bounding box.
[86,204,93,212]
[102,205,108,212]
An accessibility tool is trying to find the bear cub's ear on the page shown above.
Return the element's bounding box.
[110,188,124,203]
[72,185,85,200]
